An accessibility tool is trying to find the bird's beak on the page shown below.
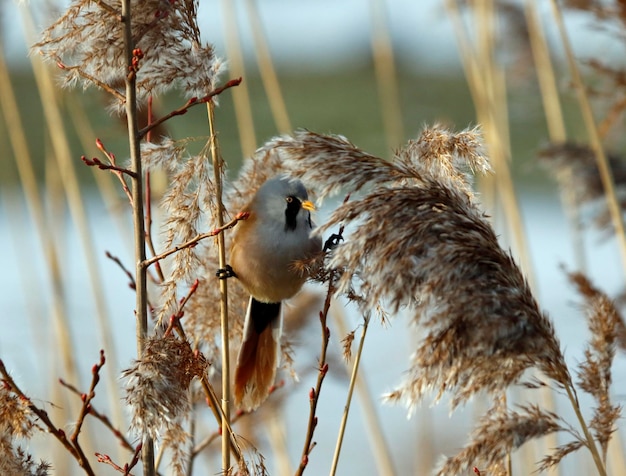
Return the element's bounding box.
[301,200,316,212]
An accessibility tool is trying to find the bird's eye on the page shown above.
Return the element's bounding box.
[286,196,294,203]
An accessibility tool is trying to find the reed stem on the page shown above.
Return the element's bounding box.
[119,1,152,474]
[329,314,370,476]
[549,0,626,273]
[207,100,231,473]
[244,0,292,133]
[221,0,257,157]
[564,383,607,476]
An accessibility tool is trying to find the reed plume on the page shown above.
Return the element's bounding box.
[122,335,208,474]
[269,127,570,409]
[36,0,223,112]
[538,142,626,232]
[0,383,50,476]
[248,126,625,474]
[568,271,626,459]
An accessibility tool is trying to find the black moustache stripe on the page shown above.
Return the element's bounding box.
[284,197,301,231]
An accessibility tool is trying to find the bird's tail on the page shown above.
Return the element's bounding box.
[234,297,282,411]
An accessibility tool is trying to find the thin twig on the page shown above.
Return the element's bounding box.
[295,227,344,475]
[564,383,607,476]
[81,156,138,178]
[199,375,243,462]
[598,95,626,139]
[92,0,121,18]
[332,306,396,476]
[95,138,134,204]
[192,381,285,457]
[0,360,95,475]
[60,367,135,453]
[163,279,199,337]
[329,314,370,476]
[96,442,142,475]
[69,351,106,466]
[142,211,249,269]
[137,78,242,139]
[106,251,137,290]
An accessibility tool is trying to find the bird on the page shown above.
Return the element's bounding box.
[229,175,322,411]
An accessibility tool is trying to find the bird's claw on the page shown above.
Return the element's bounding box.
[323,233,344,252]
[216,265,236,280]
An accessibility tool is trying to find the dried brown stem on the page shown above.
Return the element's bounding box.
[60,358,135,453]
[563,383,607,476]
[329,314,370,476]
[206,98,232,474]
[81,155,138,178]
[295,228,343,475]
[69,350,106,467]
[96,442,142,475]
[95,138,134,204]
[144,170,165,282]
[142,211,249,269]
[137,77,242,140]
[89,407,135,452]
[598,95,626,139]
[191,381,285,458]
[163,279,199,337]
[198,376,243,462]
[0,360,96,475]
[118,0,152,473]
[106,251,137,290]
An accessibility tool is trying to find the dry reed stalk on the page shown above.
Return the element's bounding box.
[549,0,626,272]
[329,313,371,476]
[20,10,119,463]
[524,0,587,274]
[369,0,405,149]
[0,47,58,362]
[332,306,396,476]
[266,417,292,476]
[207,100,232,474]
[244,0,292,133]
[117,0,153,472]
[221,0,257,158]
[445,0,535,285]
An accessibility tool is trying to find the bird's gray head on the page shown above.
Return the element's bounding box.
[253,176,315,231]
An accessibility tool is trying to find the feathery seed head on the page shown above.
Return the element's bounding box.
[266,126,568,411]
[538,142,626,231]
[123,336,208,439]
[36,0,223,112]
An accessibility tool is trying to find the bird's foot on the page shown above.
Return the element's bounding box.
[323,233,344,252]
[216,264,236,280]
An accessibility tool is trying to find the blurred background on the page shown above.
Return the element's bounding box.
[2,0,626,475]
